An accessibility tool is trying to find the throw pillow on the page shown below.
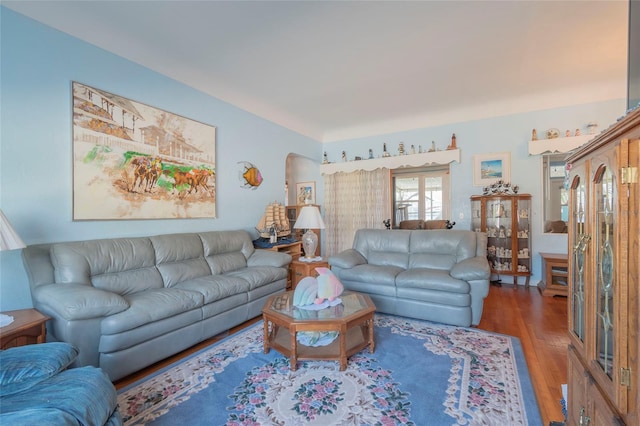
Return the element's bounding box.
[0,342,78,397]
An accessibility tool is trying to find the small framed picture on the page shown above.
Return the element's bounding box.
[295,181,316,205]
[473,152,511,186]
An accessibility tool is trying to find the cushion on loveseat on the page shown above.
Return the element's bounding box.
[0,342,78,397]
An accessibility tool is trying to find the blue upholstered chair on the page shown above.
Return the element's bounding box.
[0,342,122,425]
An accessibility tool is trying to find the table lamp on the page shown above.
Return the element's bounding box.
[0,209,26,327]
[293,206,325,259]
[0,210,25,251]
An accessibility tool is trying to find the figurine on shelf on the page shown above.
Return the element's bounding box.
[342,151,347,162]
[532,129,538,141]
[382,143,390,157]
[575,128,581,136]
[410,144,416,154]
[323,152,329,164]
[368,148,374,159]
[565,130,571,137]
[383,219,391,230]
[429,141,436,152]
[398,142,405,155]
[447,133,457,150]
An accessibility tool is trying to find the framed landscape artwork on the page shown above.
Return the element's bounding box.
[473,152,511,187]
[72,82,216,220]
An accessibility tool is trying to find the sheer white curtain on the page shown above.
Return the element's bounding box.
[323,168,392,256]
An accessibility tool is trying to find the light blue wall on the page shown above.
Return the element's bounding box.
[323,100,626,284]
[0,7,628,310]
[0,8,322,310]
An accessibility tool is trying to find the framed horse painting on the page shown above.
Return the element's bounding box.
[72,82,216,220]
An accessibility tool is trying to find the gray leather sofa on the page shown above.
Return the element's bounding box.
[328,229,490,327]
[21,230,290,381]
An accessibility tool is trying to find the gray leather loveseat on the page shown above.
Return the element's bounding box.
[328,229,490,327]
[21,230,290,381]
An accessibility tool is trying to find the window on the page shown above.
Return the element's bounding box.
[392,166,450,226]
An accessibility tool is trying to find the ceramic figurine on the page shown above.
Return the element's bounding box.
[383,143,390,157]
[566,130,571,137]
[429,141,436,152]
[323,152,329,164]
[532,129,538,140]
[292,268,344,307]
[368,148,374,159]
[447,133,457,150]
[398,142,405,155]
[410,144,416,154]
[342,151,347,162]
[575,128,581,136]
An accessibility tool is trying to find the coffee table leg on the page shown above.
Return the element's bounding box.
[263,318,270,354]
[290,330,298,371]
[339,326,347,371]
[368,318,375,353]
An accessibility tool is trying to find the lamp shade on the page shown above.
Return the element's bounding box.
[0,210,26,251]
[293,206,325,230]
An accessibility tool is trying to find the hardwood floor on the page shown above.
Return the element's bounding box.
[477,283,569,426]
[115,284,569,425]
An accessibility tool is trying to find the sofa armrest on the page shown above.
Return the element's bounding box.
[32,284,129,320]
[450,256,490,281]
[247,250,292,268]
[328,249,367,269]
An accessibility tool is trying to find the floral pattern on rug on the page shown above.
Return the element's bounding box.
[225,356,413,425]
[118,315,531,425]
[376,316,528,425]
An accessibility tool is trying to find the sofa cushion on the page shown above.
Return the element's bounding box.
[0,366,118,426]
[175,275,251,304]
[206,252,248,274]
[51,238,163,295]
[338,264,403,286]
[151,234,212,287]
[101,288,203,334]
[225,266,288,290]
[353,229,411,269]
[199,231,255,273]
[409,230,477,268]
[34,284,129,320]
[0,343,78,397]
[396,269,470,293]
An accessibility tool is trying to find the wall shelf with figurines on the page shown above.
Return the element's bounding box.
[320,134,460,175]
[527,124,598,155]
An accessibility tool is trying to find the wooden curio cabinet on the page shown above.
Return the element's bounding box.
[566,107,639,426]
[470,193,532,285]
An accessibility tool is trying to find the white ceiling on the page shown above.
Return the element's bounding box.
[3,0,630,142]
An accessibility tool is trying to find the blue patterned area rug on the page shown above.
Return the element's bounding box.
[118,314,542,425]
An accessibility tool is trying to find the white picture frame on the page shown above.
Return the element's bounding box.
[473,152,511,186]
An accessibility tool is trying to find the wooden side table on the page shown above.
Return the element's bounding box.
[0,308,50,349]
[290,258,330,290]
[538,252,569,297]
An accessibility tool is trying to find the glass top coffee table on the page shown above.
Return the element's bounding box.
[262,290,376,371]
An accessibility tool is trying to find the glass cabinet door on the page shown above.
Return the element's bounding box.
[486,197,512,272]
[515,197,530,274]
[570,174,588,342]
[593,164,615,379]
